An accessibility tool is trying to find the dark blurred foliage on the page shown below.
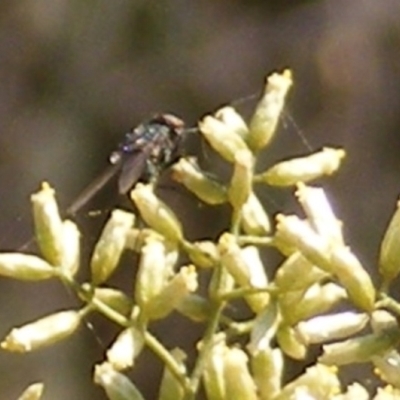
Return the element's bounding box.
[1,1,400,398]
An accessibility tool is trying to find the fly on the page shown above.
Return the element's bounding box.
[19,113,187,251]
[66,113,186,217]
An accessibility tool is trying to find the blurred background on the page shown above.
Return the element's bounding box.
[0,0,400,398]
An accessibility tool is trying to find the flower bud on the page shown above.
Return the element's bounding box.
[172,157,227,205]
[144,265,198,320]
[90,209,135,285]
[371,310,398,333]
[0,253,56,281]
[276,215,375,311]
[228,149,254,211]
[208,263,235,300]
[135,238,169,311]
[257,147,345,186]
[106,326,144,371]
[218,234,269,312]
[202,334,227,400]
[296,312,369,345]
[379,199,400,284]
[176,293,211,322]
[223,347,258,400]
[376,386,400,399]
[372,350,400,389]
[94,362,145,400]
[280,283,347,325]
[296,183,344,247]
[251,347,283,399]
[199,114,250,163]
[241,192,271,235]
[158,348,186,400]
[90,286,132,317]
[131,184,183,242]
[339,383,369,400]
[276,364,340,399]
[183,240,219,269]
[249,302,279,353]
[247,70,293,152]
[275,214,332,272]
[319,327,400,366]
[17,382,44,400]
[274,252,328,292]
[214,106,249,139]
[1,310,81,352]
[31,182,64,266]
[59,220,80,279]
[276,324,307,360]
[330,246,375,312]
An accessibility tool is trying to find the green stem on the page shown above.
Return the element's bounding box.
[237,235,274,246]
[61,275,130,327]
[184,302,225,400]
[218,285,273,301]
[144,331,189,389]
[377,292,400,316]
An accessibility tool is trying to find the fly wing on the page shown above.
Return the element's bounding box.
[66,163,121,216]
[118,147,151,194]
